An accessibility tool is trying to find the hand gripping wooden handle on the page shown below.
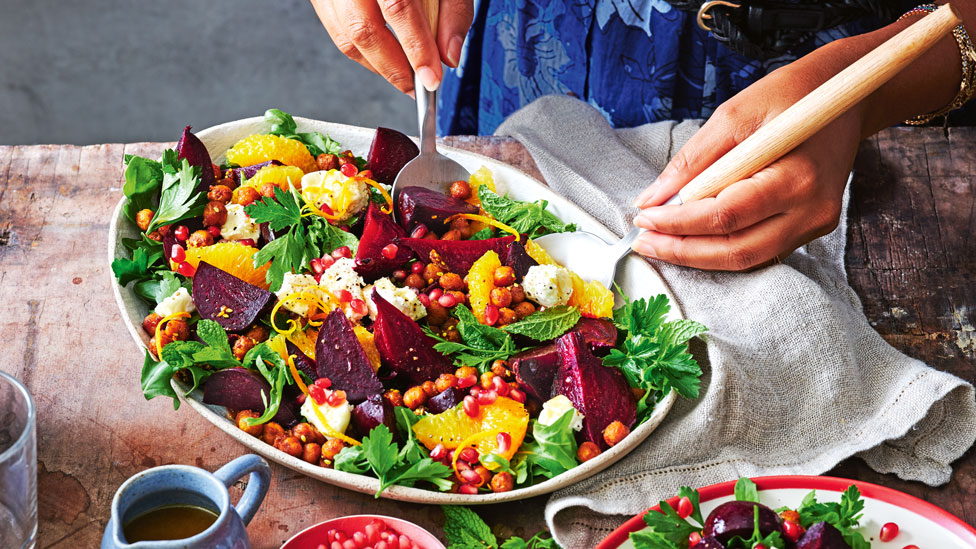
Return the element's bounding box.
[677,3,962,204]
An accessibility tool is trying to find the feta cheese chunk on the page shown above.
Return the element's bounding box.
[301,397,352,439]
[538,395,584,432]
[154,287,196,317]
[364,277,427,321]
[301,169,369,221]
[319,257,367,323]
[522,264,574,307]
[220,203,260,241]
[275,273,323,317]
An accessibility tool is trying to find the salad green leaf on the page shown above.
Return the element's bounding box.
[477,186,576,237]
[306,215,359,256]
[734,477,760,503]
[147,157,207,233]
[394,406,429,464]
[469,227,495,240]
[242,343,292,427]
[502,305,580,341]
[428,305,526,372]
[140,350,181,409]
[265,108,343,157]
[515,409,579,481]
[334,424,452,496]
[794,485,870,549]
[133,271,183,306]
[112,245,165,287]
[122,155,163,222]
[630,499,702,549]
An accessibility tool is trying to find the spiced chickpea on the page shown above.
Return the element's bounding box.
[490,360,510,378]
[208,185,233,203]
[403,386,428,410]
[493,266,516,287]
[448,217,470,236]
[421,380,438,396]
[235,410,264,437]
[275,436,303,458]
[217,176,238,190]
[302,442,322,464]
[422,264,442,285]
[142,312,163,336]
[441,229,461,241]
[321,438,346,460]
[292,422,325,445]
[262,422,285,445]
[602,421,630,447]
[489,287,512,308]
[447,290,466,304]
[439,272,464,291]
[161,318,189,343]
[631,387,646,401]
[455,366,478,379]
[480,372,495,390]
[244,325,269,343]
[435,373,458,393]
[316,153,339,171]
[259,183,277,198]
[577,441,601,462]
[490,472,514,493]
[232,336,257,361]
[147,230,164,242]
[425,301,449,326]
[203,201,228,227]
[509,284,526,303]
[135,209,154,232]
[186,230,214,248]
[236,186,260,206]
[512,301,536,320]
[497,307,517,326]
[404,273,426,290]
[442,326,462,343]
[383,389,404,407]
[449,180,471,200]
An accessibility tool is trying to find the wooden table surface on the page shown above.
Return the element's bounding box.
[0,128,974,548]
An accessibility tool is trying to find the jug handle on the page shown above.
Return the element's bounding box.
[213,454,271,526]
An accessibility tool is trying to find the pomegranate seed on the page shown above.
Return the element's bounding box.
[459,447,479,463]
[314,377,332,388]
[350,299,368,316]
[326,529,337,540]
[311,258,324,274]
[755,545,766,549]
[880,522,899,542]
[783,520,803,542]
[392,269,407,281]
[340,162,358,177]
[170,244,186,262]
[333,389,347,403]
[309,384,326,405]
[469,387,481,397]
[458,484,479,495]
[335,531,348,542]
[903,546,920,549]
[342,539,356,549]
[376,542,389,549]
[463,396,480,417]
[319,202,335,215]
[296,393,307,404]
[332,246,352,259]
[238,238,256,247]
[331,542,342,549]
[417,293,431,307]
[339,225,351,232]
[460,468,482,484]
[430,444,447,460]
[174,225,189,241]
[455,459,471,472]
[177,261,196,277]
[496,432,512,454]
[381,243,399,259]
[410,261,425,274]
[410,224,428,239]
[477,389,497,406]
[353,532,367,547]
[438,294,457,308]
[484,304,499,326]
[399,535,414,549]
[491,375,510,396]
[429,288,444,301]
[508,388,526,403]
[319,255,336,270]
[689,532,702,546]
[337,289,353,303]
[314,273,323,283]
[207,225,222,238]
[457,374,477,388]
[677,496,693,519]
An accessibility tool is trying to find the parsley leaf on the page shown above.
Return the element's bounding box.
[147,157,207,233]
[134,270,183,305]
[394,406,429,464]
[631,500,702,549]
[245,185,303,230]
[334,423,452,496]
[502,305,580,341]
[734,477,760,503]
[112,245,165,286]
[795,486,870,549]
[122,155,163,223]
[478,186,576,237]
[442,506,499,549]
[515,409,579,480]
[265,108,343,157]
[306,215,359,256]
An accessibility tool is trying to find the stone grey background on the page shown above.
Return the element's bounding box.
[0,0,415,146]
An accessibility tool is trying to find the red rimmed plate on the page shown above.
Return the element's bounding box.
[598,475,976,548]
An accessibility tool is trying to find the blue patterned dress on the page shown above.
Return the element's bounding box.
[437,0,899,135]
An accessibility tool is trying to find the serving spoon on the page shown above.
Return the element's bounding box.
[535,3,960,286]
[391,0,471,223]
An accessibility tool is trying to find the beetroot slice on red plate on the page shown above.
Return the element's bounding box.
[354,203,412,280]
[203,367,298,427]
[371,290,453,385]
[511,344,561,402]
[397,186,478,233]
[192,262,274,332]
[703,501,783,544]
[691,536,726,549]
[367,127,419,185]
[285,340,317,381]
[350,394,397,440]
[228,160,282,183]
[314,310,383,404]
[795,522,850,549]
[500,240,538,281]
[397,236,515,274]
[552,331,636,449]
[176,126,216,193]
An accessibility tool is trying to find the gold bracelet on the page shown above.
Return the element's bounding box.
[899,4,976,125]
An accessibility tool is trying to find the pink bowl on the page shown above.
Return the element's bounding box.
[280,514,446,549]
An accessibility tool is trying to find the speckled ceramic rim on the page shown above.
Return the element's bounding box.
[0,370,35,464]
[279,514,446,549]
[108,116,681,504]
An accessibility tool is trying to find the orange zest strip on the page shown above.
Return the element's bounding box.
[287,355,360,446]
[360,178,393,214]
[451,429,501,477]
[446,214,520,241]
[153,311,191,358]
[300,187,343,221]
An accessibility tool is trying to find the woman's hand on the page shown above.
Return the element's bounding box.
[630,42,866,271]
[310,0,474,95]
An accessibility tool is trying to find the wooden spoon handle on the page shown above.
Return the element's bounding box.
[420,0,439,31]
[678,3,961,204]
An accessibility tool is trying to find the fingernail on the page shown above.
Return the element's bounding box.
[633,238,657,258]
[417,66,440,92]
[632,179,659,208]
[447,36,464,68]
[633,211,653,229]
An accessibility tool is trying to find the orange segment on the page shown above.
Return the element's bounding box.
[286,328,318,359]
[225,134,318,174]
[182,242,271,289]
[524,239,558,266]
[465,166,496,208]
[567,273,614,318]
[412,397,529,461]
[354,325,381,372]
[467,250,501,324]
[231,165,305,203]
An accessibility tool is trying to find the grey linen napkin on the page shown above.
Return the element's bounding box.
[494,95,976,548]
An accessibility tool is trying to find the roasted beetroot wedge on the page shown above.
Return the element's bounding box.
[228,160,282,183]
[572,317,618,350]
[285,340,317,381]
[704,501,783,544]
[511,344,561,402]
[203,367,298,426]
[355,203,413,280]
[501,240,538,281]
[795,522,848,549]
[371,290,453,385]
[552,331,636,449]
[315,310,383,403]
[367,127,419,184]
[193,262,274,332]
[398,236,515,274]
[426,386,465,414]
[397,186,478,232]
[351,394,397,439]
[176,126,216,193]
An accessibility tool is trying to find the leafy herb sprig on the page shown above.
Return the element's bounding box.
[442,506,560,549]
[426,306,528,372]
[265,108,343,158]
[789,486,870,549]
[502,305,580,341]
[478,186,576,237]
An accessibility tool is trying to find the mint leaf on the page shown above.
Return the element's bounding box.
[734,477,760,503]
[195,319,232,354]
[427,306,526,371]
[147,157,207,232]
[442,506,498,549]
[265,108,343,157]
[478,186,575,236]
[502,305,580,341]
[122,155,163,223]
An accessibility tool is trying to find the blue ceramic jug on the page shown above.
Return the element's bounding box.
[101,454,271,549]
